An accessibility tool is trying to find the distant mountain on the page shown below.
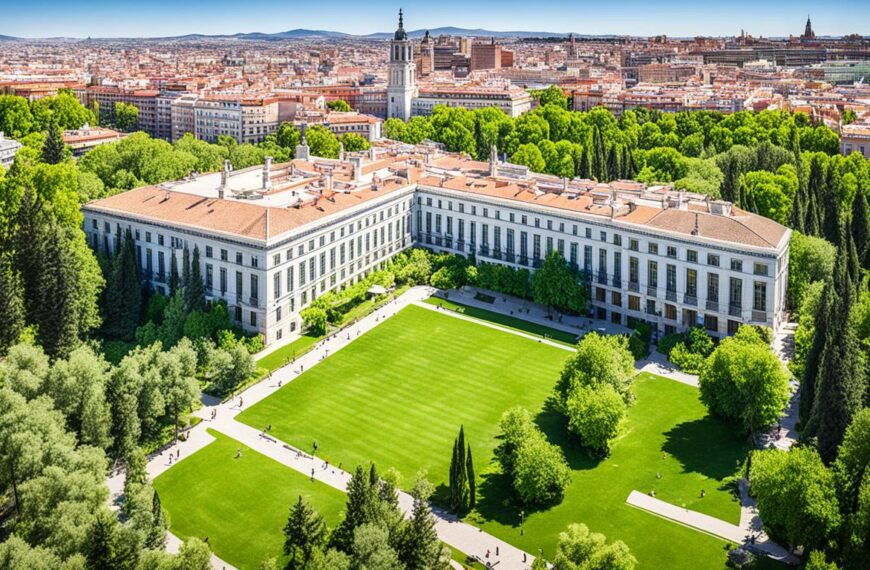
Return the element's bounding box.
[0,34,19,41]
[363,27,572,39]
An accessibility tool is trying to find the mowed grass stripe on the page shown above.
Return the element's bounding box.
[153,430,346,570]
[238,304,568,487]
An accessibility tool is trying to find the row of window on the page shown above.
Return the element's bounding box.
[418,197,771,276]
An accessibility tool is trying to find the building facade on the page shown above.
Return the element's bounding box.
[386,10,416,121]
[82,142,790,347]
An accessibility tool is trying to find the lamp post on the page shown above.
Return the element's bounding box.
[520,510,525,536]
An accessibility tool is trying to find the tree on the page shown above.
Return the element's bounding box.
[466,445,476,510]
[0,94,34,138]
[284,496,328,568]
[86,509,119,569]
[533,85,568,109]
[41,120,67,165]
[305,125,341,159]
[750,446,841,551]
[103,227,142,340]
[165,342,199,440]
[787,232,836,312]
[0,254,25,354]
[326,99,352,112]
[187,245,205,312]
[301,306,328,336]
[699,325,790,434]
[806,258,866,463]
[351,523,401,570]
[168,250,180,295]
[114,102,139,132]
[532,250,587,314]
[852,189,870,267]
[565,383,626,454]
[558,332,635,402]
[176,538,212,570]
[399,472,450,570]
[449,426,470,514]
[513,430,572,506]
[340,133,370,152]
[511,143,546,173]
[551,523,637,570]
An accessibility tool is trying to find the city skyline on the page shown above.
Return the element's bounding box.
[1,0,868,39]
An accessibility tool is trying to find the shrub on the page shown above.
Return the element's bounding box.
[300,307,328,336]
[656,332,683,357]
[558,332,635,402]
[668,342,707,374]
[565,383,626,454]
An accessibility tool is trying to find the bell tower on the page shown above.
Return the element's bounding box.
[387,9,416,121]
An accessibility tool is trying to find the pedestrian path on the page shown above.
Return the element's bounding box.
[626,490,797,565]
[108,285,535,569]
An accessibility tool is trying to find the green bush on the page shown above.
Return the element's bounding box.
[300,307,328,336]
[656,332,684,357]
[668,342,707,374]
[628,332,648,360]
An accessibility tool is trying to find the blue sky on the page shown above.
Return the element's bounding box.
[2,0,867,38]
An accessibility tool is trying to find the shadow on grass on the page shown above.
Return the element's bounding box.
[661,417,749,481]
[535,398,604,472]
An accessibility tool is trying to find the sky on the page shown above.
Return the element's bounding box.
[1,0,867,39]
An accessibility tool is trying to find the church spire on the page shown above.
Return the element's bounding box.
[394,8,407,40]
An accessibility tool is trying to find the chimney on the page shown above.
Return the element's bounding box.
[489,144,498,176]
[368,147,376,161]
[350,155,363,181]
[323,168,333,191]
[339,142,345,161]
[219,159,230,199]
[263,156,273,190]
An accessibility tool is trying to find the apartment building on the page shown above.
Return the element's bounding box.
[841,123,870,159]
[411,85,532,117]
[82,142,789,347]
[194,95,279,144]
[0,132,22,167]
[75,87,161,137]
[471,39,502,71]
[63,125,123,157]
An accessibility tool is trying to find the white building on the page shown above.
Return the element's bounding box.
[386,9,416,121]
[82,142,790,346]
[411,85,533,118]
[0,132,22,167]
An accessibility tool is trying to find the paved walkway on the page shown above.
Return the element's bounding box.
[626,490,797,564]
[108,285,535,570]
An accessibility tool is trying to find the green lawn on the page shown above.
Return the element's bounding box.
[153,430,346,570]
[423,297,580,346]
[256,332,322,374]
[239,304,570,489]
[235,306,752,568]
[467,373,748,569]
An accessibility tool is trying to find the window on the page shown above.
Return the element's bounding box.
[729,277,743,307]
[648,242,658,255]
[206,246,213,258]
[754,263,769,276]
[731,259,743,272]
[629,239,639,252]
[600,231,606,242]
[585,227,592,239]
[687,250,697,263]
[707,254,719,267]
[704,314,718,332]
[236,252,243,265]
[250,311,257,327]
[707,273,719,303]
[664,304,677,320]
[666,246,677,258]
[628,295,640,311]
[753,281,767,311]
[273,273,281,299]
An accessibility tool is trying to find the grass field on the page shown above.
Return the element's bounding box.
[423,297,580,346]
[153,430,346,570]
[233,305,751,568]
[239,304,570,490]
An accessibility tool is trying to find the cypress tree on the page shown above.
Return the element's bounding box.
[400,487,442,570]
[86,509,118,569]
[147,489,168,549]
[805,185,821,238]
[448,426,469,513]
[591,126,607,182]
[103,228,141,340]
[168,250,179,295]
[13,189,45,323]
[35,222,81,358]
[808,264,866,463]
[619,145,630,179]
[578,144,591,179]
[466,444,476,509]
[41,119,66,164]
[845,224,862,293]
[852,189,870,267]
[800,280,834,432]
[606,144,621,183]
[181,246,191,302]
[790,183,806,233]
[188,245,206,312]
[0,253,25,354]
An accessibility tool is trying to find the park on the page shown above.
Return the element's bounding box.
[153,295,758,569]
